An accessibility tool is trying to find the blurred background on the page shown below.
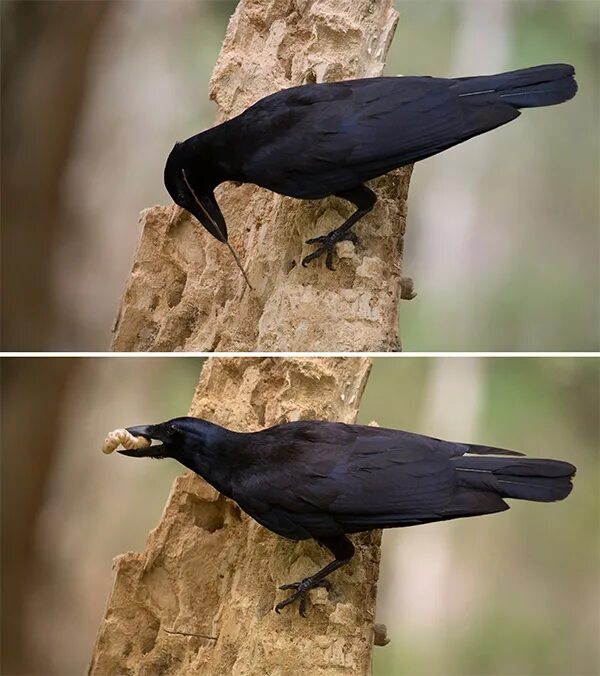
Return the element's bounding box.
[2,356,598,675]
[1,0,599,351]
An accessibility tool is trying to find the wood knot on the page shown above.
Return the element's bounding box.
[400,276,417,300]
[373,623,390,647]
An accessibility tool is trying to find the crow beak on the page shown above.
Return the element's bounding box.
[181,169,252,289]
[181,170,228,242]
[190,191,228,242]
[119,425,164,458]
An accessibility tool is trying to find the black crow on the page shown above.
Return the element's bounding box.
[164,64,577,277]
[119,417,576,616]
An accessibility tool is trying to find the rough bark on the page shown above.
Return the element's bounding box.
[111,0,412,352]
[90,357,380,675]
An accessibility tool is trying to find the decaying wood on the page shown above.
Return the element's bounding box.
[89,357,381,675]
[111,0,412,352]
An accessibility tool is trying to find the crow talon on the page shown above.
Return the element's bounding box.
[301,244,335,269]
[305,235,328,246]
[301,250,323,268]
[275,585,305,615]
[302,230,359,269]
[275,578,332,615]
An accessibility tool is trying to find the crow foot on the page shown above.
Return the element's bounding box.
[275,578,332,617]
[301,231,359,270]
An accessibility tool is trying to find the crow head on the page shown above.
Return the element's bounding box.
[121,417,221,462]
[164,143,252,288]
[164,143,228,242]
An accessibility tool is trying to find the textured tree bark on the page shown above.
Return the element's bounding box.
[111,0,412,352]
[90,357,380,675]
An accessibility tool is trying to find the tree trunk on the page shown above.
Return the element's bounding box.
[1,359,78,674]
[1,0,108,350]
[90,357,380,675]
[111,0,412,353]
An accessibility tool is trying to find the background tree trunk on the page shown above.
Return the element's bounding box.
[111,0,413,352]
[1,0,108,350]
[90,357,381,675]
[1,359,78,674]
[1,1,106,670]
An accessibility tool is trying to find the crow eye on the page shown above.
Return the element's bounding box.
[167,424,178,435]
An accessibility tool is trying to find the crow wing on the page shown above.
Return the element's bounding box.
[235,77,519,199]
[230,422,517,541]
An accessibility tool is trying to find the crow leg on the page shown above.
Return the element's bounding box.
[302,185,377,270]
[275,535,355,616]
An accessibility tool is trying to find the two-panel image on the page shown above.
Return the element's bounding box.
[1,1,598,675]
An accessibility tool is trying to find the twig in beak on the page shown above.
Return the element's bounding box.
[225,240,253,290]
[182,169,253,290]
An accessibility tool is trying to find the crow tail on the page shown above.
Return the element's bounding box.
[457,63,577,109]
[453,455,576,503]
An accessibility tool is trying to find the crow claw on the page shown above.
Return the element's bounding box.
[274,578,333,616]
[305,235,328,246]
[302,230,359,269]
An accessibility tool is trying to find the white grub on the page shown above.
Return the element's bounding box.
[102,428,151,455]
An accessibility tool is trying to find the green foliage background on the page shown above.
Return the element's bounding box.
[359,358,598,675]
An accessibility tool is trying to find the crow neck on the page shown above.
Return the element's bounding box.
[185,121,240,185]
[176,427,245,498]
